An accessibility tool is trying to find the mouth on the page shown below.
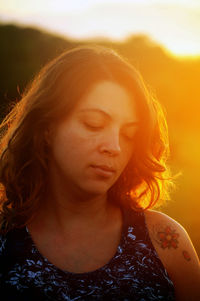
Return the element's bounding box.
[90,164,116,178]
[92,164,116,172]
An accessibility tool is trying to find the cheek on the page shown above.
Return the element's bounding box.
[54,127,95,163]
[63,125,103,155]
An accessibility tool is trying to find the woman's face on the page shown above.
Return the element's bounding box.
[47,81,139,197]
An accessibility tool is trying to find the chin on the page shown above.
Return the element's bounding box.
[79,181,112,197]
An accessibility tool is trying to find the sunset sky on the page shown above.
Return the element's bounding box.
[1,0,200,57]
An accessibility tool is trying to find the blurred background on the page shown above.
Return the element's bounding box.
[0,0,200,257]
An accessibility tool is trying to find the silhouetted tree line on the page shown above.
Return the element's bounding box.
[1,23,200,129]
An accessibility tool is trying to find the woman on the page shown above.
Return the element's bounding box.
[0,45,199,301]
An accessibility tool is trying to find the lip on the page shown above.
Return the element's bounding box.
[95,164,115,171]
[91,164,116,177]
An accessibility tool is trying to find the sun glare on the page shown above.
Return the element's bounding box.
[1,0,200,58]
[162,41,200,58]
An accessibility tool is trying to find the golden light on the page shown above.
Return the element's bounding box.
[0,0,200,58]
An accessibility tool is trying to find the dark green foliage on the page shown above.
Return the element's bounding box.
[0,23,79,118]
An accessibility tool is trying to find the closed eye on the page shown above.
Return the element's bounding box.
[123,133,135,141]
[122,127,138,140]
[84,122,104,130]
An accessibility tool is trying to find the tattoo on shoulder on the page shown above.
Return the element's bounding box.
[151,224,192,261]
[152,225,179,249]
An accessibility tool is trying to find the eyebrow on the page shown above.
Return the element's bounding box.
[79,108,139,126]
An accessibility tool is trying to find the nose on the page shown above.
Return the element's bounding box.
[99,128,121,156]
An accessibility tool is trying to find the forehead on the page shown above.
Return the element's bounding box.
[74,81,138,122]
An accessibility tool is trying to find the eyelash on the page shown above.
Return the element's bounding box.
[124,135,134,141]
[85,123,134,141]
[84,123,103,130]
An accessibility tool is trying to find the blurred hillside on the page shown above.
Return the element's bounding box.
[0,23,200,257]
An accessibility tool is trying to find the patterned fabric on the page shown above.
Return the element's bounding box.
[0,208,175,300]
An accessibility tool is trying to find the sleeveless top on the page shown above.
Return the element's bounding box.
[0,207,175,301]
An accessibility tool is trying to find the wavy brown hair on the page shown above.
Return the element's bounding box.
[0,44,174,232]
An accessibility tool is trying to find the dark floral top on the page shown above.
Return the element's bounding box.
[0,208,175,300]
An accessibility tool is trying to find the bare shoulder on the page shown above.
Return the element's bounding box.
[144,209,200,301]
[144,209,199,266]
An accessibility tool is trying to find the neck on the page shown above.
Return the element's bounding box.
[33,179,119,234]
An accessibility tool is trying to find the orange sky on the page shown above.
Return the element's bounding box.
[1,0,200,57]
